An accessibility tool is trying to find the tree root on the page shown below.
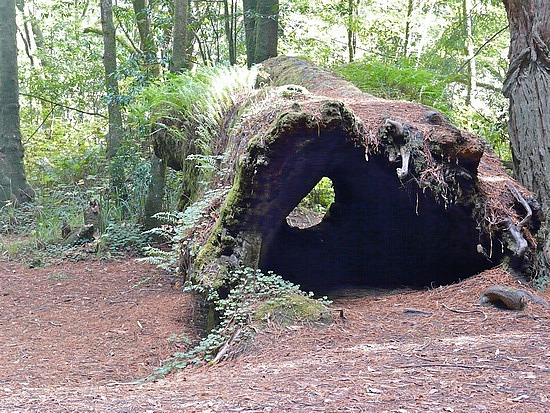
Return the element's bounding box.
[383,119,411,179]
[505,183,532,257]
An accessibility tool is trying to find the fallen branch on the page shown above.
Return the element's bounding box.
[441,303,487,321]
[19,92,107,118]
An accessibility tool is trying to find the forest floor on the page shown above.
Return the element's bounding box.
[0,257,549,412]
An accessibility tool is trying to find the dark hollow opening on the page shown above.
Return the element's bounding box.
[253,130,497,295]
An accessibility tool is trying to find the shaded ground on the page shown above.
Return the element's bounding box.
[1,259,549,412]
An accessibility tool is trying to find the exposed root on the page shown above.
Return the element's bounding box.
[506,183,532,257]
[383,119,411,179]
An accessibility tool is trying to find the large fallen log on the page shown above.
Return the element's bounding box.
[154,56,542,294]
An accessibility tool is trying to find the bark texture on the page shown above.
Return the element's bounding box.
[100,0,123,162]
[242,0,257,67]
[154,57,542,293]
[132,0,167,229]
[502,0,550,279]
[0,0,34,205]
[243,0,279,66]
[170,0,189,73]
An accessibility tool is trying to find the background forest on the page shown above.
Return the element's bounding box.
[1,0,512,263]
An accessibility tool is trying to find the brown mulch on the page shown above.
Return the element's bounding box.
[1,259,549,412]
[0,259,199,389]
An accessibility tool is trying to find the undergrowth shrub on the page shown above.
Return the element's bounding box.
[150,267,331,378]
[98,222,151,256]
[334,59,448,110]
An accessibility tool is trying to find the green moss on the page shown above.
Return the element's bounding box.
[254,293,331,324]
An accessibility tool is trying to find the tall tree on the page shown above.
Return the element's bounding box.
[0,0,34,205]
[502,0,550,279]
[243,0,279,66]
[134,0,167,230]
[242,0,257,67]
[100,0,124,189]
[223,0,238,65]
[170,0,189,73]
[346,0,359,62]
[462,0,476,109]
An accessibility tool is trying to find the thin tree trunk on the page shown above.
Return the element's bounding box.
[170,0,189,73]
[502,0,550,279]
[223,0,236,65]
[100,0,124,191]
[347,0,359,62]
[403,0,414,58]
[143,153,167,230]
[0,0,34,205]
[100,0,123,161]
[463,0,476,111]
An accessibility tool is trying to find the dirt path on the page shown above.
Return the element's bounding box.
[1,260,549,412]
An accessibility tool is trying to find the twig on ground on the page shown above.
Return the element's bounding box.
[441,303,487,321]
[397,363,511,371]
[403,308,433,315]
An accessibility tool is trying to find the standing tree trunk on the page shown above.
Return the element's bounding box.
[502,0,550,279]
[100,0,124,190]
[403,0,414,58]
[254,0,278,63]
[170,0,189,73]
[462,0,476,114]
[15,0,48,67]
[242,0,257,67]
[0,0,34,205]
[132,0,159,77]
[243,0,278,66]
[133,0,167,230]
[223,0,237,65]
[346,0,359,63]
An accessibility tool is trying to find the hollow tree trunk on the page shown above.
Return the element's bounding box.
[154,56,542,294]
[502,0,550,280]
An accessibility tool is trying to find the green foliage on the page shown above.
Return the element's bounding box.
[149,267,331,378]
[130,65,256,139]
[297,177,335,214]
[128,65,256,208]
[141,183,232,273]
[334,59,449,110]
[335,58,511,159]
[97,222,151,256]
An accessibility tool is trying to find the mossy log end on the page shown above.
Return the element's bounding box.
[155,56,543,294]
